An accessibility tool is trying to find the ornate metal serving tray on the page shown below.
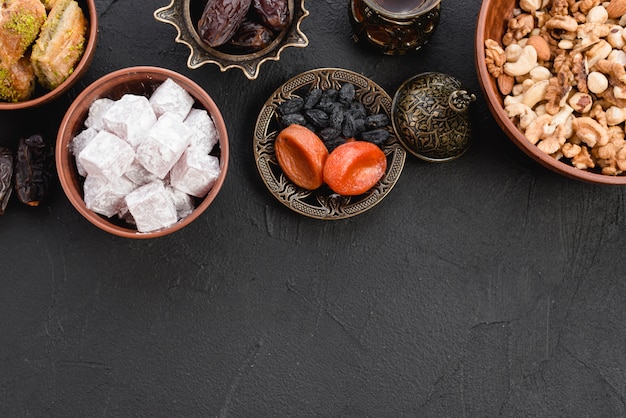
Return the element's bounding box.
[254,68,406,220]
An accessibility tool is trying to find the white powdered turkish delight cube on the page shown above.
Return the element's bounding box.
[103,94,157,148]
[149,78,194,121]
[184,108,219,154]
[125,181,177,233]
[77,131,135,180]
[70,127,98,177]
[83,174,137,218]
[170,149,220,198]
[85,98,114,131]
[124,159,158,186]
[135,113,192,179]
[167,185,195,220]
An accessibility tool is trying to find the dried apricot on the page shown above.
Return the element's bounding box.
[323,141,387,196]
[275,124,329,190]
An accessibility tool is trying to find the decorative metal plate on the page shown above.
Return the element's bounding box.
[254,68,406,220]
[154,0,309,80]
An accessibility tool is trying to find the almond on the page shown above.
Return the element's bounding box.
[607,0,626,19]
[497,74,514,95]
[526,35,551,61]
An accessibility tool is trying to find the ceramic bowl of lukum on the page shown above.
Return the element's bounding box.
[475,0,626,184]
[0,0,98,110]
[56,66,229,238]
[154,0,309,80]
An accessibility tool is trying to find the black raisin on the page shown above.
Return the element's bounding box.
[324,136,347,152]
[365,113,389,129]
[321,88,338,101]
[342,113,357,138]
[338,83,356,105]
[361,128,390,146]
[279,112,307,128]
[319,127,341,142]
[277,97,304,116]
[303,88,323,110]
[348,101,366,119]
[330,105,344,130]
[304,109,330,129]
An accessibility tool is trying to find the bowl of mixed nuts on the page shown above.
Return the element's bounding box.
[154,0,309,80]
[476,0,626,184]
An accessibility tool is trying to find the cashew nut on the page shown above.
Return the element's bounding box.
[522,79,550,108]
[504,45,538,76]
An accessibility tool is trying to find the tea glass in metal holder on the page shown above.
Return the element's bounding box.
[350,0,441,55]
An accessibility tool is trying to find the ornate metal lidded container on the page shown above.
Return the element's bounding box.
[391,72,475,162]
[350,0,441,55]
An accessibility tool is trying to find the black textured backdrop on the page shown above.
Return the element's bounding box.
[1,0,626,416]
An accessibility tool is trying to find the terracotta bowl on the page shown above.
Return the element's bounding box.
[0,0,98,111]
[475,0,626,184]
[154,0,309,80]
[56,66,229,239]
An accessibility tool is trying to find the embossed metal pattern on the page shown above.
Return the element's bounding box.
[392,72,474,162]
[154,0,309,80]
[254,68,406,220]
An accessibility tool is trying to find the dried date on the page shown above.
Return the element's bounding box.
[198,0,252,47]
[228,19,274,51]
[14,134,53,207]
[0,147,13,214]
[252,0,290,31]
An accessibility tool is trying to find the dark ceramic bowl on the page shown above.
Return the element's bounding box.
[56,66,229,238]
[0,0,98,111]
[154,0,309,80]
[475,0,626,184]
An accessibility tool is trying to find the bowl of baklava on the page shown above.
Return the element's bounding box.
[154,0,309,80]
[56,66,229,239]
[0,0,97,110]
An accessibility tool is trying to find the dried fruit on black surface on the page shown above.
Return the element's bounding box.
[198,0,252,47]
[0,148,13,214]
[275,82,393,150]
[14,134,53,207]
[228,18,274,51]
[252,0,290,31]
